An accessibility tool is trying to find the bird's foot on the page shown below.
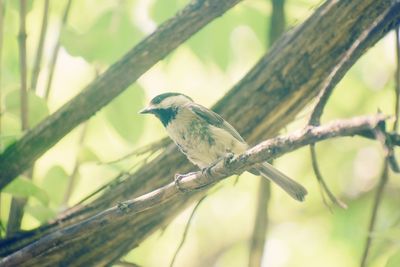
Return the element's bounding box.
[223,153,235,167]
[201,166,213,180]
[174,173,194,193]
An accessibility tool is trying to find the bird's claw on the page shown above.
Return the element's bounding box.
[223,153,235,167]
[174,173,190,193]
[201,166,213,179]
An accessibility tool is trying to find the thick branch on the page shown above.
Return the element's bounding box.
[0,115,387,267]
[1,0,399,265]
[0,0,243,189]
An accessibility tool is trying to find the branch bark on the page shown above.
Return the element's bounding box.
[0,0,243,189]
[249,0,286,265]
[0,115,387,267]
[0,0,399,265]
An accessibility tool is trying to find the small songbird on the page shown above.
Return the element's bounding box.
[139,92,307,201]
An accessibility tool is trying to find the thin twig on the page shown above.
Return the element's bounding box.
[0,1,6,237]
[18,0,28,131]
[102,138,170,165]
[394,27,400,132]
[61,122,88,207]
[6,0,29,237]
[0,0,5,151]
[44,0,73,100]
[249,178,270,267]
[360,26,400,267]
[30,0,50,92]
[359,160,389,267]
[78,143,168,206]
[169,194,207,267]
[76,172,132,205]
[307,54,346,210]
[310,144,347,209]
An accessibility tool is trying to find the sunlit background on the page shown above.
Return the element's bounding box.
[0,0,399,266]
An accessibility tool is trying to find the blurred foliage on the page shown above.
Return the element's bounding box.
[0,0,399,266]
[61,8,143,64]
[3,176,49,206]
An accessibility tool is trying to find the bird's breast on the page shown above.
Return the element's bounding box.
[166,118,217,168]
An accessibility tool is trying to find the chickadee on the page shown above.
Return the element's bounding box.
[140,92,307,201]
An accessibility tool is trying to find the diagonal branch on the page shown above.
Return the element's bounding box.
[0,1,398,265]
[0,114,388,267]
[0,0,243,189]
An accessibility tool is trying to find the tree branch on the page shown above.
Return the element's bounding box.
[0,1,398,265]
[43,0,71,100]
[360,26,400,267]
[169,194,207,267]
[0,115,388,267]
[6,0,29,237]
[249,0,286,265]
[0,0,5,151]
[18,0,28,131]
[0,0,243,190]
[30,0,49,92]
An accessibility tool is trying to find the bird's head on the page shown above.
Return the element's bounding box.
[139,92,193,126]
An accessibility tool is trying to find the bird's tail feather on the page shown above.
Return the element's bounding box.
[254,162,307,202]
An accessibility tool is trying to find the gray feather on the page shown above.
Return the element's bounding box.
[251,162,308,202]
[187,103,245,143]
[188,103,307,201]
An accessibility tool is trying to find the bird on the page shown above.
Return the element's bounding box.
[139,92,307,201]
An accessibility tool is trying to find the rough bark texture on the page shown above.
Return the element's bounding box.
[0,0,243,190]
[0,115,387,267]
[0,0,399,266]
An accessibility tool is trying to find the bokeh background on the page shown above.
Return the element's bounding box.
[0,0,399,266]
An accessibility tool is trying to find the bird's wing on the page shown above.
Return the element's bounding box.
[187,103,246,143]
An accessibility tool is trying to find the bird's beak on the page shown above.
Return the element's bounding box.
[139,105,156,114]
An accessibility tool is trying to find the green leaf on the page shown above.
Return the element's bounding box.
[102,85,145,143]
[4,90,49,128]
[386,251,400,267]
[25,204,56,223]
[41,166,69,207]
[61,9,143,64]
[3,176,49,205]
[0,112,22,151]
[186,6,265,69]
[78,146,100,163]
